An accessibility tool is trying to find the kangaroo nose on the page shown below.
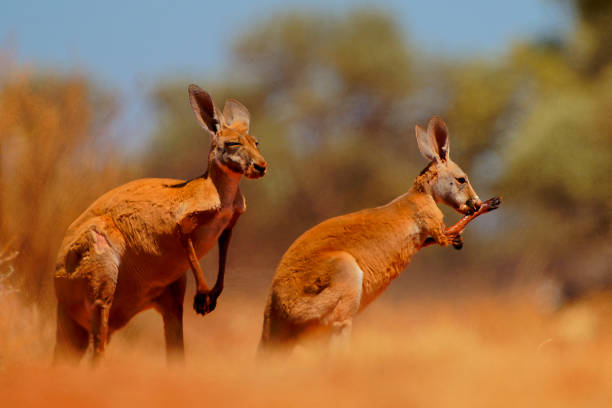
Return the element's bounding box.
[466,198,481,212]
[253,162,267,175]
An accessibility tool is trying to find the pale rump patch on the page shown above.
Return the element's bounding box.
[91,230,111,254]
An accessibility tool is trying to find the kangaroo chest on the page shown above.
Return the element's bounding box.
[192,207,236,257]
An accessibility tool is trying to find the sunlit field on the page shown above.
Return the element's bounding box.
[2,1,612,406]
[2,284,611,407]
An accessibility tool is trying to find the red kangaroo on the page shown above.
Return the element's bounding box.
[54,85,267,364]
[260,116,500,352]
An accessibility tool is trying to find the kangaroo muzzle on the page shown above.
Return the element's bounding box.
[466,197,482,213]
[247,161,267,178]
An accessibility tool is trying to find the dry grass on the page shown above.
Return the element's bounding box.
[1,285,611,407]
[0,68,130,301]
[1,63,610,407]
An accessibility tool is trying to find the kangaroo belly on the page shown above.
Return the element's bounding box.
[107,259,186,331]
[356,244,420,309]
[105,211,232,332]
[359,273,400,311]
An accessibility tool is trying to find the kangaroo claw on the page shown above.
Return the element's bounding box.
[193,292,212,316]
[452,234,463,250]
[481,196,502,213]
[207,290,220,313]
[193,289,220,316]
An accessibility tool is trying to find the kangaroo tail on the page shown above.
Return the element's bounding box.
[257,294,274,356]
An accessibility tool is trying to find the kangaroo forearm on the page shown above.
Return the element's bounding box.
[444,213,479,235]
[182,235,210,293]
[445,196,501,235]
[213,228,233,292]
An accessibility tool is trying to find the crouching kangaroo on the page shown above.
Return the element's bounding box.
[260,116,500,352]
[54,85,267,364]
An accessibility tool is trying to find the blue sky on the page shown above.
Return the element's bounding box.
[1,0,572,145]
[1,0,572,85]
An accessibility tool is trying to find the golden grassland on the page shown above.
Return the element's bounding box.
[1,285,611,407]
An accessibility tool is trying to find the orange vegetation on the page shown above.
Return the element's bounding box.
[1,286,611,407]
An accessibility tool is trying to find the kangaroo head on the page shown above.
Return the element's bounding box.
[188,84,267,179]
[415,116,481,215]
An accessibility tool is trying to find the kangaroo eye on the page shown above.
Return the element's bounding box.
[456,177,466,184]
[225,142,242,147]
[255,141,260,147]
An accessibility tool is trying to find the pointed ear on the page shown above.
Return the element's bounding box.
[427,116,450,161]
[215,106,226,129]
[222,98,250,131]
[188,84,219,137]
[415,124,438,162]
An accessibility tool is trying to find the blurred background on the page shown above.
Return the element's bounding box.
[1,0,612,405]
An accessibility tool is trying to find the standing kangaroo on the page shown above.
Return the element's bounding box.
[54,85,267,364]
[260,116,500,352]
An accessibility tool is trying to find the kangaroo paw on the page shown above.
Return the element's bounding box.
[206,289,221,314]
[480,196,502,213]
[193,292,212,316]
[452,234,463,250]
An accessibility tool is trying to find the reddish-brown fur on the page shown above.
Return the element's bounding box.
[260,116,501,352]
[54,85,267,364]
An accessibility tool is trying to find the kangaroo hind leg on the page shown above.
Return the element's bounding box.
[84,228,121,365]
[289,251,363,350]
[154,275,187,364]
[90,261,119,365]
[53,304,89,365]
[263,251,363,355]
[320,251,363,351]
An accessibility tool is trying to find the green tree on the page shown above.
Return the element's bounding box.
[146,10,422,257]
[145,4,612,295]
